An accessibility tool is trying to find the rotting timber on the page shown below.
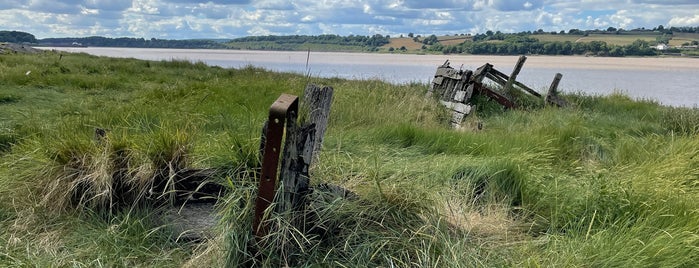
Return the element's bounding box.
[427,55,567,128]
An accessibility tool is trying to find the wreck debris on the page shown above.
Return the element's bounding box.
[428,55,567,128]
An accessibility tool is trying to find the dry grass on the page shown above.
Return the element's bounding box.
[383,37,424,50]
[438,36,471,46]
[669,32,699,46]
[533,33,664,46]
[532,35,583,43]
[578,33,660,45]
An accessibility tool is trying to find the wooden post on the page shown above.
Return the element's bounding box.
[251,88,334,263]
[302,84,334,164]
[545,73,567,107]
[548,73,563,95]
[504,55,527,93]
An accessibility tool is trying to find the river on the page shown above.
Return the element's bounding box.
[39,47,699,107]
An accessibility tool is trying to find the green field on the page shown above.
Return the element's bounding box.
[531,32,694,46]
[2,51,699,267]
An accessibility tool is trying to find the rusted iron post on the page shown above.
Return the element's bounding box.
[254,94,298,238]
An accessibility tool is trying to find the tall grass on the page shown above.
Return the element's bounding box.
[2,51,699,266]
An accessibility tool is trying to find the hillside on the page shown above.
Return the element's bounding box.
[1,49,699,266]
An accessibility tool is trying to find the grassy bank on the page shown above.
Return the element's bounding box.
[1,51,699,267]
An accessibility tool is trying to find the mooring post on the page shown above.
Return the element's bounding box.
[253,85,333,239]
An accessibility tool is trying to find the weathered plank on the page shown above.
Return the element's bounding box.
[302,84,333,164]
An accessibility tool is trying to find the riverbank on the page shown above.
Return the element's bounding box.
[2,49,699,266]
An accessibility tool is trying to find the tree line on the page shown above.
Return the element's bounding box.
[423,25,699,56]
[0,31,37,43]
[229,34,390,48]
[428,36,658,56]
[38,36,226,49]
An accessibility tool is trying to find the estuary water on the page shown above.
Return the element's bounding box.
[40,47,699,107]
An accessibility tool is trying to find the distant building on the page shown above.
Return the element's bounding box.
[655,43,669,50]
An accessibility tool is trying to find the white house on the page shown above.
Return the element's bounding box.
[655,43,669,50]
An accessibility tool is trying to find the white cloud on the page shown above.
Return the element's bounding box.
[128,0,159,15]
[609,10,634,29]
[80,6,99,15]
[669,14,699,26]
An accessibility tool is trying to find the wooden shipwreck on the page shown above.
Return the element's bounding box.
[427,55,567,128]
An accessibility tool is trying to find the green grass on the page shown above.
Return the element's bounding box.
[2,51,699,267]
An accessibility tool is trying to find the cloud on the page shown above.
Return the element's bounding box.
[1,0,697,39]
[167,0,251,4]
[491,0,542,11]
[669,14,699,26]
[632,0,698,4]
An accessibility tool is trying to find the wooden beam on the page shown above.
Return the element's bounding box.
[504,55,527,92]
[513,81,542,97]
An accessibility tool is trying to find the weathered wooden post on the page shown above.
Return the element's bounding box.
[545,73,567,107]
[504,55,527,93]
[302,84,333,165]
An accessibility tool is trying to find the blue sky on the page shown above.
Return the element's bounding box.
[1,0,698,39]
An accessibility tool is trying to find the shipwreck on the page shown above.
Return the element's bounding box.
[427,55,567,128]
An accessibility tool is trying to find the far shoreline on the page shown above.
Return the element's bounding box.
[36,46,699,72]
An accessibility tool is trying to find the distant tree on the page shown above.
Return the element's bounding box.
[608,46,625,57]
[400,46,407,51]
[656,34,671,45]
[422,35,439,45]
[607,27,617,32]
[408,32,414,38]
[0,31,37,43]
[388,47,395,52]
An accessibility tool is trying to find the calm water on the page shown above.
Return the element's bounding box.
[40,47,699,107]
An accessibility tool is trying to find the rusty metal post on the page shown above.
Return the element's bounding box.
[254,94,298,238]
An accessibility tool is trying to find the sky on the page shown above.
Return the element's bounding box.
[1,0,698,39]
